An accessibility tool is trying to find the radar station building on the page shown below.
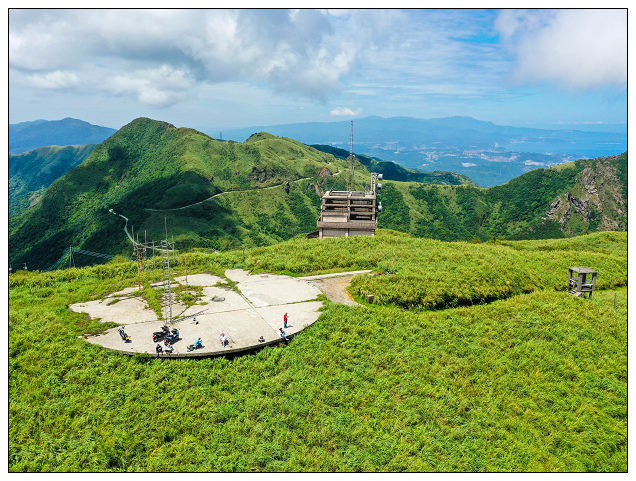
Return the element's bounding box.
[314,120,383,239]
[316,174,383,238]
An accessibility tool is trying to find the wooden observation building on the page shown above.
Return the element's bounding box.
[315,121,383,238]
[317,186,381,238]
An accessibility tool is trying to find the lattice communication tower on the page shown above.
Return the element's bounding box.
[347,120,355,192]
[109,209,178,324]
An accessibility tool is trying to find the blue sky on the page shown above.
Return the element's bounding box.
[8,8,627,132]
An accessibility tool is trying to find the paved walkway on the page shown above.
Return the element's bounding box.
[71,269,369,358]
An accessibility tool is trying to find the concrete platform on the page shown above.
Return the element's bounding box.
[71,269,359,358]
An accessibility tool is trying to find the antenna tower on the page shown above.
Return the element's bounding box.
[347,120,355,191]
[109,208,176,317]
[162,217,174,324]
[134,241,143,291]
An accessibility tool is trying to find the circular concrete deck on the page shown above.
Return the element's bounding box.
[70,269,371,358]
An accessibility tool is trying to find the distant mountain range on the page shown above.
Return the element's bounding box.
[8,117,627,271]
[216,116,627,186]
[9,118,116,154]
[10,115,626,187]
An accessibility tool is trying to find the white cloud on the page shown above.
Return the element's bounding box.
[524,160,545,166]
[330,107,363,116]
[24,70,80,89]
[9,9,401,106]
[495,9,626,90]
[9,9,626,128]
[104,66,193,107]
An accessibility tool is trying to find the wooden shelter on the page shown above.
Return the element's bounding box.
[568,266,598,298]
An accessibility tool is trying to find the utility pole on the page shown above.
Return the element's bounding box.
[162,217,173,324]
[135,242,143,291]
[347,120,355,192]
[184,257,190,296]
[69,247,76,269]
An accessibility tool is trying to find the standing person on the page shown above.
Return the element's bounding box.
[155,344,163,358]
[283,312,288,329]
[220,333,228,347]
[279,328,287,341]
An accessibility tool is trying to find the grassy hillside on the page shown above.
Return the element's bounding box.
[9,231,626,471]
[8,117,626,272]
[9,144,96,217]
[8,119,369,270]
[375,153,627,241]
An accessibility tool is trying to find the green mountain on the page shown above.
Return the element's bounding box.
[8,117,627,272]
[9,118,116,154]
[8,118,366,270]
[311,144,478,186]
[9,144,97,217]
[375,153,627,241]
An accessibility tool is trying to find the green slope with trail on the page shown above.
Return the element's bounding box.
[8,119,366,270]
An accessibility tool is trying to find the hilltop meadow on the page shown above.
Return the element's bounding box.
[9,230,626,472]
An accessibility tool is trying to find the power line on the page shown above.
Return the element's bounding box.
[43,248,117,272]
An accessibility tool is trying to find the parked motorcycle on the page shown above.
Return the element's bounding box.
[152,325,170,342]
[163,328,180,345]
[118,327,131,343]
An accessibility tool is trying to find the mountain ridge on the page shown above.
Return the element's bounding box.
[8,117,627,271]
[216,115,627,186]
[9,118,361,269]
[9,118,117,154]
[310,144,479,187]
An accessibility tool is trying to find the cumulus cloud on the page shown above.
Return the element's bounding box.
[24,70,80,89]
[495,9,626,90]
[9,9,401,106]
[104,65,193,107]
[330,107,362,116]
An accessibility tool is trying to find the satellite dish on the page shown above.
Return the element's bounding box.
[377,183,383,189]
[377,174,383,180]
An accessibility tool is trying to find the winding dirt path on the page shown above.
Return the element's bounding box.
[299,270,372,307]
[310,276,359,306]
[144,169,344,213]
